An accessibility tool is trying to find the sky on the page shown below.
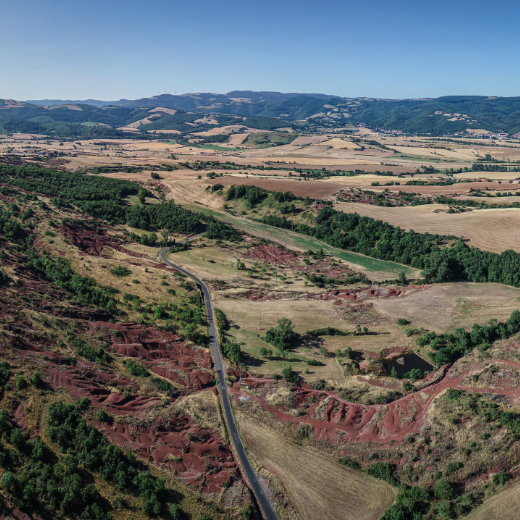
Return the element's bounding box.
[2,0,520,100]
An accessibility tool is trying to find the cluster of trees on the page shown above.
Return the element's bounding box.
[126,201,202,234]
[226,184,268,208]
[0,207,26,241]
[215,308,242,365]
[0,406,110,518]
[204,219,242,242]
[27,253,117,312]
[264,317,298,359]
[67,332,111,364]
[47,401,173,516]
[418,310,520,366]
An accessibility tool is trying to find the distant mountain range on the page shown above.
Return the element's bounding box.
[1,91,520,137]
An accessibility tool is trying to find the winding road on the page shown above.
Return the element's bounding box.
[161,237,278,520]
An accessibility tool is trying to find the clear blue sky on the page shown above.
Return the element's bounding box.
[3,0,520,100]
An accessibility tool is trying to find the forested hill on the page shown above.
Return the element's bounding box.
[0,101,293,138]
[5,93,520,135]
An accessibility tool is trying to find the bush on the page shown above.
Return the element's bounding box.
[281,368,299,384]
[125,360,150,378]
[96,409,107,422]
[434,479,453,500]
[366,462,399,486]
[492,471,507,486]
[15,375,24,390]
[29,371,42,388]
[306,359,323,366]
[447,388,462,400]
[77,397,90,410]
[313,379,326,390]
[0,362,11,385]
[110,266,132,277]
[339,457,360,470]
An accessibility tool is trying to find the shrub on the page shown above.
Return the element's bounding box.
[306,359,323,366]
[339,457,360,470]
[110,266,132,277]
[29,371,42,388]
[445,462,462,475]
[447,388,462,400]
[15,375,24,390]
[492,471,508,486]
[281,368,299,384]
[96,409,107,422]
[434,479,453,500]
[125,361,150,378]
[366,462,399,486]
[77,397,90,410]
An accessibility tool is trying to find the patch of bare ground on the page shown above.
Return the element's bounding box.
[237,415,397,520]
[335,202,520,253]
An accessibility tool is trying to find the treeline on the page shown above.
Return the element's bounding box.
[262,204,520,287]
[215,308,242,365]
[471,163,520,172]
[418,310,520,366]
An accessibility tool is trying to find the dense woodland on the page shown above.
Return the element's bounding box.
[0,165,240,240]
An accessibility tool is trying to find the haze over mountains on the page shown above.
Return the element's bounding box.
[3,90,520,137]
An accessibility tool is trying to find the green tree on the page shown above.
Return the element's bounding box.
[434,479,453,500]
[264,317,298,358]
[29,371,42,388]
[15,375,24,390]
[282,368,299,384]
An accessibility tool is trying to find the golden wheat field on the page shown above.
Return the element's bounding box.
[335,202,520,253]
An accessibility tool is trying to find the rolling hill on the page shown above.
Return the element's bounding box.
[5,92,520,136]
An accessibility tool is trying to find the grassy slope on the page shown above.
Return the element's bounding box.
[194,205,417,277]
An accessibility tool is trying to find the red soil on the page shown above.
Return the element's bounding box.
[56,224,148,258]
[232,285,418,305]
[104,417,236,493]
[233,357,520,449]
[243,244,357,278]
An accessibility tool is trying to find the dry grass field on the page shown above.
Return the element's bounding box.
[392,145,480,161]
[463,479,520,520]
[335,202,520,253]
[238,416,397,520]
[372,282,520,333]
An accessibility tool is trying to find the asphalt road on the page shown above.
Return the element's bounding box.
[160,237,278,520]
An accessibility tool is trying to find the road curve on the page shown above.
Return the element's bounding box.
[160,237,278,520]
